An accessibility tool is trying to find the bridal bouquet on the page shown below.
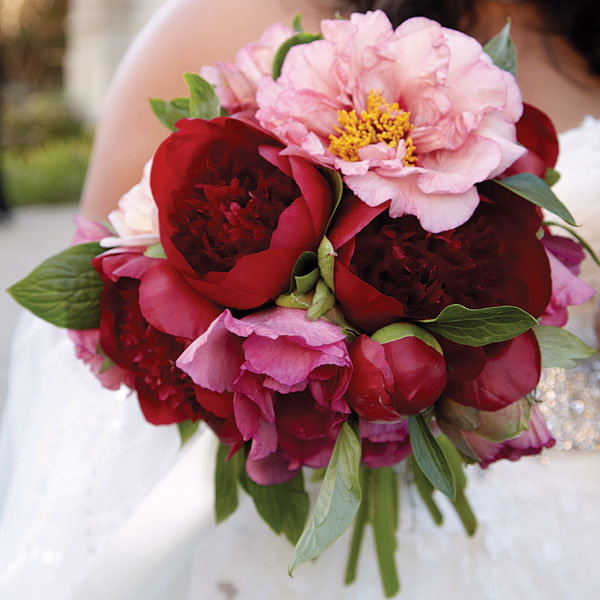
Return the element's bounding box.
[10,11,598,597]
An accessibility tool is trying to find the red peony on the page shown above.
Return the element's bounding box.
[329,192,551,333]
[506,103,559,178]
[94,250,220,424]
[347,324,446,420]
[439,330,541,412]
[151,117,334,310]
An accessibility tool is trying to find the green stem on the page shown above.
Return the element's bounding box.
[372,468,401,598]
[344,468,370,585]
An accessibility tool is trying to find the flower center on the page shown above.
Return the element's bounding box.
[328,90,417,165]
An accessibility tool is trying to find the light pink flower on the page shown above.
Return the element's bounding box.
[68,328,133,390]
[72,216,112,244]
[541,233,595,326]
[101,160,160,248]
[256,11,525,233]
[176,307,352,483]
[201,22,294,114]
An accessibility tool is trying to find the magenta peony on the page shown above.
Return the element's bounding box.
[176,307,352,484]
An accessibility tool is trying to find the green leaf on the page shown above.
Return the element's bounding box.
[533,325,597,369]
[288,251,318,293]
[149,97,190,131]
[184,72,221,120]
[483,19,517,76]
[292,13,303,32]
[436,436,477,536]
[344,467,370,585]
[543,221,600,267]
[544,167,561,187]
[306,279,335,321]
[371,322,443,353]
[8,242,105,329]
[492,173,577,226]
[276,290,313,310]
[99,355,115,374]
[409,456,443,526]
[272,32,323,80]
[317,236,336,291]
[289,421,362,574]
[408,414,456,500]
[241,471,309,545]
[421,304,538,347]
[295,269,320,294]
[143,242,167,259]
[321,168,344,232]
[371,467,401,598]
[214,443,239,522]
[177,420,200,446]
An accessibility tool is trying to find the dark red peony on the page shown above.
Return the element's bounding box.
[329,192,551,333]
[151,117,334,310]
[93,250,221,424]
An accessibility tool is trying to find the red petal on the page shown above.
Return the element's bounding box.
[445,330,541,411]
[138,261,221,339]
[516,103,559,168]
[334,263,406,333]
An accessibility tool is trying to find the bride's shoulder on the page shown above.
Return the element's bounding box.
[122,0,332,72]
[80,0,339,221]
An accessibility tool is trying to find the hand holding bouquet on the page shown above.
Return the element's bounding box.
[10,11,598,597]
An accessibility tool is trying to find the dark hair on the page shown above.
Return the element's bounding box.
[357,0,600,75]
[356,0,475,30]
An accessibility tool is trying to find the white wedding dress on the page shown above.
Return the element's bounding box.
[1,118,599,600]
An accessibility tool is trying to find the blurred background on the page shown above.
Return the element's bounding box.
[0,0,166,405]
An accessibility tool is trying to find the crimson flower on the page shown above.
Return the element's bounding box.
[151,117,334,310]
[93,250,220,424]
[329,192,551,333]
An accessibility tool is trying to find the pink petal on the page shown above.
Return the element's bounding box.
[417,134,503,194]
[176,311,243,392]
[541,251,595,326]
[241,335,350,387]
[475,114,526,178]
[245,450,298,485]
[233,370,275,423]
[223,306,347,346]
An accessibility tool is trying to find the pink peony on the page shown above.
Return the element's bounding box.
[437,398,555,468]
[201,22,294,114]
[256,11,525,233]
[360,419,412,468]
[72,216,113,244]
[540,233,595,326]
[176,307,352,484]
[101,160,160,248]
[68,328,133,391]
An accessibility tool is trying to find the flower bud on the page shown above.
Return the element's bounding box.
[347,323,446,420]
[437,397,555,467]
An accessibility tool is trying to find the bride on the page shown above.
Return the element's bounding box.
[1,0,599,598]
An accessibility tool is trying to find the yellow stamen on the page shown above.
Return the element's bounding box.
[328,90,417,166]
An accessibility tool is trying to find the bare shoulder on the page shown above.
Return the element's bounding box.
[80,0,341,220]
